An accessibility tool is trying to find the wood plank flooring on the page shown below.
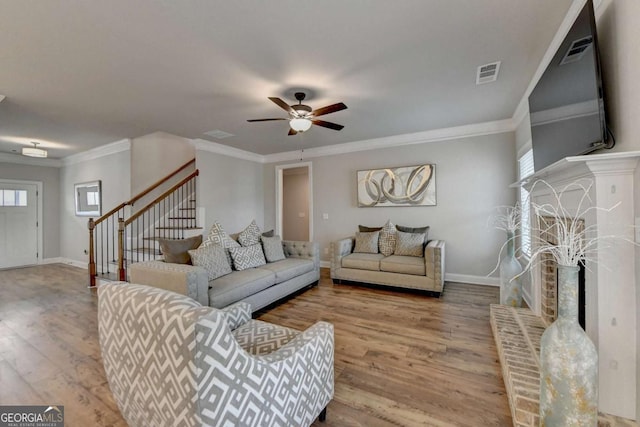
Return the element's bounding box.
[0,264,511,426]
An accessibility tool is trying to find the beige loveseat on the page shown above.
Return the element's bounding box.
[330,237,445,295]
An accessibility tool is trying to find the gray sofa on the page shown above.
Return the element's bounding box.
[129,240,319,312]
[330,237,445,295]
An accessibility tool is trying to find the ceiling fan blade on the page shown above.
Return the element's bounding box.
[269,97,295,114]
[312,119,344,131]
[288,128,298,136]
[311,102,347,117]
[247,118,287,122]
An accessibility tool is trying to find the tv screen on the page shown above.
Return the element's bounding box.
[528,0,612,172]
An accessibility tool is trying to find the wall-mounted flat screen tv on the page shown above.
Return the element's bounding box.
[528,0,613,172]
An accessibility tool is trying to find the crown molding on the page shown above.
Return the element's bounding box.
[263,118,516,163]
[511,0,587,128]
[0,152,63,167]
[62,139,131,166]
[193,138,265,163]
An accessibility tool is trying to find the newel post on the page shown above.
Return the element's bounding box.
[118,218,126,281]
[88,218,96,288]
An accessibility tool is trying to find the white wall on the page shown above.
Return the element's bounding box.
[196,148,265,235]
[130,132,195,195]
[0,162,60,259]
[265,132,517,280]
[283,168,310,241]
[60,150,131,264]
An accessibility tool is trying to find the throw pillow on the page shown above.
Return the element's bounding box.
[229,244,267,271]
[378,220,397,256]
[158,235,202,264]
[200,221,241,266]
[238,220,262,247]
[396,225,430,243]
[261,235,286,263]
[358,225,382,232]
[354,231,380,254]
[188,244,232,280]
[394,230,426,257]
[262,229,275,238]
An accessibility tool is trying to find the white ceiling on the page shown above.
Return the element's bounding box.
[0,0,573,159]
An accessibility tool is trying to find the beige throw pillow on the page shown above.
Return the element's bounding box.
[354,231,380,254]
[394,230,425,257]
[158,235,203,264]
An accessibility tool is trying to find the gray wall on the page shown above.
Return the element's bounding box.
[60,150,131,263]
[265,132,517,278]
[196,149,265,235]
[0,162,60,259]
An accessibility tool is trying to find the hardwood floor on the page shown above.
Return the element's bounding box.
[0,264,511,426]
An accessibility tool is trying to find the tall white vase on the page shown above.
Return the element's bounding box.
[539,265,598,426]
[499,231,523,307]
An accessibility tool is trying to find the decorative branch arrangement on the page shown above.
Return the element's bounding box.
[489,203,522,234]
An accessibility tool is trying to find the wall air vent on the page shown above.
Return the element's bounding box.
[203,129,234,139]
[560,36,593,65]
[476,61,501,85]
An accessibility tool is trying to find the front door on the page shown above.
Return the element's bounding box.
[0,182,38,269]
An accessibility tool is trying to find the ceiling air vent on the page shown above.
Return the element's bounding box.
[476,61,501,85]
[559,36,593,65]
[203,129,234,139]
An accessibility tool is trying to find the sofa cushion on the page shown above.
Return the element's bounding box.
[208,269,276,308]
[354,231,379,254]
[159,235,202,264]
[380,255,426,276]
[238,219,262,247]
[378,220,397,256]
[232,320,299,355]
[341,253,385,271]
[229,244,266,270]
[261,235,286,263]
[188,244,232,280]
[258,257,314,284]
[394,230,425,257]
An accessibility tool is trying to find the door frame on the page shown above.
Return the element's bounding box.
[0,179,44,265]
[275,162,313,242]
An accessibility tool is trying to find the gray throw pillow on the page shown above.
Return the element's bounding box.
[229,244,267,270]
[201,221,240,266]
[261,235,286,262]
[188,244,232,280]
[396,225,430,243]
[354,231,380,254]
[394,230,425,257]
[238,220,262,247]
[262,229,275,238]
[378,220,397,256]
[158,235,203,264]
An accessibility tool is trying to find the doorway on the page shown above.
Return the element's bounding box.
[275,162,313,242]
[0,180,41,269]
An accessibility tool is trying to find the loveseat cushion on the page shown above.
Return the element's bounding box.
[232,319,299,356]
[258,258,315,284]
[208,269,276,308]
[341,253,385,271]
[380,255,426,276]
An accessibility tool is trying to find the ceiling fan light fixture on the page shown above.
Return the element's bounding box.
[22,142,48,158]
[290,117,312,132]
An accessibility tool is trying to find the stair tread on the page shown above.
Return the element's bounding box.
[179,208,196,211]
[154,226,203,230]
[168,217,196,220]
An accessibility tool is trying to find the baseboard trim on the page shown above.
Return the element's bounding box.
[42,257,86,269]
[445,273,499,287]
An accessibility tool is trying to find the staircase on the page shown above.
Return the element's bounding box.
[87,159,200,287]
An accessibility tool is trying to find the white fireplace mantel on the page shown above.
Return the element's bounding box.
[516,150,640,420]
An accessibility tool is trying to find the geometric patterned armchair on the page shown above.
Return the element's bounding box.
[98,283,334,427]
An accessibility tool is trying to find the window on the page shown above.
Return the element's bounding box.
[518,149,535,256]
[0,189,28,207]
[86,191,99,206]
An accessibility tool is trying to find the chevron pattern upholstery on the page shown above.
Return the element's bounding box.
[98,283,333,427]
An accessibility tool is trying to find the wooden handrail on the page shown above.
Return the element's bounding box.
[124,170,199,226]
[93,158,195,226]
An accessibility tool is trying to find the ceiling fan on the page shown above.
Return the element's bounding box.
[248,92,347,135]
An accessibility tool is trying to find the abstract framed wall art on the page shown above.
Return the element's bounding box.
[357,164,436,207]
